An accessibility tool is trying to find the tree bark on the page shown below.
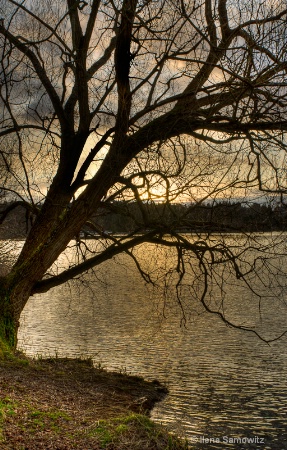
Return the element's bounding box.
[0,139,133,348]
[0,277,31,348]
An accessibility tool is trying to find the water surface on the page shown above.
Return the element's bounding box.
[18,236,287,448]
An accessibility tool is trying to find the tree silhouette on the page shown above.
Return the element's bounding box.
[1,0,287,347]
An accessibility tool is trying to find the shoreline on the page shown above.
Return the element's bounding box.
[0,353,188,449]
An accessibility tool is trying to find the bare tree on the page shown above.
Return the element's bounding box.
[0,0,287,347]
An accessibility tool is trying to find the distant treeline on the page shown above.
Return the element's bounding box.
[88,201,287,234]
[1,201,287,239]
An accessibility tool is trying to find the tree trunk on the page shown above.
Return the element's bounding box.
[0,188,79,350]
[0,141,133,351]
[0,277,30,350]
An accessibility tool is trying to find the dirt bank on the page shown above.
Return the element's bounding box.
[0,354,187,449]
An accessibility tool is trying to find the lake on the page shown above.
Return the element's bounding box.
[17,234,287,448]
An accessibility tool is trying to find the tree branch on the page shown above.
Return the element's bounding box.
[32,231,158,293]
[0,24,68,130]
[114,0,138,134]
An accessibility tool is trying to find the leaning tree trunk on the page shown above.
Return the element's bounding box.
[0,182,82,349]
[0,200,85,349]
[0,145,130,350]
[0,277,34,349]
[0,205,84,349]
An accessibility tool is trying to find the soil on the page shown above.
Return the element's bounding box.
[0,355,186,450]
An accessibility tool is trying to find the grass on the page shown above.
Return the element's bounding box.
[0,352,189,449]
[24,407,72,433]
[87,413,189,449]
[0,397,17,441]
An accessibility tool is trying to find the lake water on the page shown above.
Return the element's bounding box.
[17,235,287,449]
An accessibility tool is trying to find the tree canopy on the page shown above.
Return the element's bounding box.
[0,0,287,346]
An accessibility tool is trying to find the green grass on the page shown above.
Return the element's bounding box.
[87,413,189,449]
[0,397,17,441]
[25,407,72,433]
[0,335,31,367]
[0,396,73,443]
[0,355,188,449]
